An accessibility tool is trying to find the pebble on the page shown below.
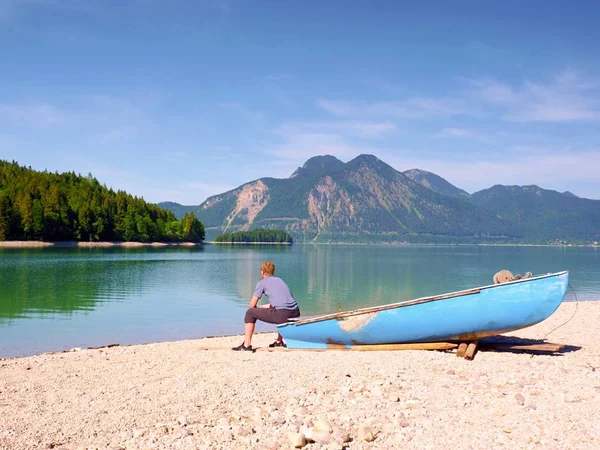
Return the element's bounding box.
[357,425,376,442]
[287,431,306,448]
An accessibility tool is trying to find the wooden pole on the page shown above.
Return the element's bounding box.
[478,342,566,352]
[464,340,479,360]
[199,342,458,352]
[456,342,468,358]
[343,342,457,351]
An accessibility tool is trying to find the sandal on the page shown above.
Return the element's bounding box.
[268,341,287,348]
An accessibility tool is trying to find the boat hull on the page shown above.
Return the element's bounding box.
[277,271,569,349]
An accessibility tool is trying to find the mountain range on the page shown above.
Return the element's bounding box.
[159,155,600,244]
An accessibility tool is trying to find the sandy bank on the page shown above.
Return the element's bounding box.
[0,241,201,248]
[1,302,599,449]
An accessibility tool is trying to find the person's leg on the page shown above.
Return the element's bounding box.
[244,322,255,347]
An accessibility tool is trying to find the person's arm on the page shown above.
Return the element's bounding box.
[258,303,273,309]
[249,295,261,308]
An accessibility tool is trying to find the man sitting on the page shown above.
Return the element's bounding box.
[232,261,300,351]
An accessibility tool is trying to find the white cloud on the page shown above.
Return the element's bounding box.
[466,69,600,122]
[266,73,295,82]
[266,120,392,168]
[383,148,600,199]
[317,97,480,120]
[435,128,480,139]
[218,102,266,127]
[93,125,139,144]
[0,103,66,127]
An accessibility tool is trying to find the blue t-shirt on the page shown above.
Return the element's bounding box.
[253,276,298,310]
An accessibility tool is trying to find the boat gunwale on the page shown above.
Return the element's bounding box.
[279,270,569,328]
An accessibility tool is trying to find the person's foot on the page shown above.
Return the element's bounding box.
[268,340,287,348]
[231,342,253,352]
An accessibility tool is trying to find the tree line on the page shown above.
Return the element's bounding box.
[214,229,293,243]
[0,160,204,242]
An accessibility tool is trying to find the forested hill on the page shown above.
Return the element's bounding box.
[0,160,204,242]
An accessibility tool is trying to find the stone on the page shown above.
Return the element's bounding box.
[172,428,191,439]
[314,419,333,433]
[332,429,351,443]
[357,425,375,442]
[177,415,188,426]
[515,393,525,405]
[287,432,306,448]
[311,430,332,444]
[132,428,147,438]
[382,423,396,434]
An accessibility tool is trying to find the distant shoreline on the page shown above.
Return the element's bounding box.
[210,241,292,245]
[0,241,202,248]
[0,240,596,248]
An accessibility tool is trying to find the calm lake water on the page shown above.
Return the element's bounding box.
[1,244,598,358]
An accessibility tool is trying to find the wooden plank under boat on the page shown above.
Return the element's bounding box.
[277,271,569,349]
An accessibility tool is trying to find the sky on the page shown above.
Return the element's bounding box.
[1,0,600,204]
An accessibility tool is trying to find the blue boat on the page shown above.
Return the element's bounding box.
[277,271,569,349]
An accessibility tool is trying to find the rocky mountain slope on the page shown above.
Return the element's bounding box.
[160,154,599,243]
[163,155,521,243]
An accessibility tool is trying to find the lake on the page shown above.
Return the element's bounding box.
[1,244,598,358]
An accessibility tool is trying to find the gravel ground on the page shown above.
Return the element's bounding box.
[1,302,599,450]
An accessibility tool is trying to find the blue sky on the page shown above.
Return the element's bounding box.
[1,0,600,204]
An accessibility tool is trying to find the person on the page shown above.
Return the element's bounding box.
[232,261,300,351]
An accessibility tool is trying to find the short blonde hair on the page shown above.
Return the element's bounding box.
[261,261,275,275]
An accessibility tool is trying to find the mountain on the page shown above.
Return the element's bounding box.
[182,154,521,243]
[156,201,200,219]
[470,185,600,242]
[403,169,470,200]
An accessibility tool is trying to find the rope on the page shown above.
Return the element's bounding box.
[542,283,579,340]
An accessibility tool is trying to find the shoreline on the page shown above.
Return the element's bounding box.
[1,240,597,248]
[1,301,598,449]
[0,240,202,248]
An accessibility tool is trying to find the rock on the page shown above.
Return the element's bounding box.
[311,430,332,444]
[354,383,366,393]
[300,425,313,441]
[132,428,147,438]
[314,419,333,433]
[172,428,191,439]
[382,423,396,433]
[322,444,344,450]
[332,429,351,443]
[287,432,306,448]
[515,393,525,405]
[154,425,169,436]
[357,425,375,442]
[270,411,286,425]
[397,416,410,428]
[177,415,188,426]
[388,395,400,402]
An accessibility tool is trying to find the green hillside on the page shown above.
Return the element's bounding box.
[0,160,204,242]
[470,185,600,242]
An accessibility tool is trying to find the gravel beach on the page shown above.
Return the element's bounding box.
[1,301,599,450]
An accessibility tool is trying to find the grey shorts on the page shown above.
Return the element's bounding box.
[244,307,300,324]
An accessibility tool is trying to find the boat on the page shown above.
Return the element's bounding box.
[277,271,569,349]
